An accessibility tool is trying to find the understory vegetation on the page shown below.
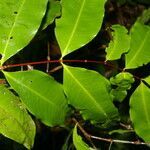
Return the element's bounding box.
[0,0,150,150]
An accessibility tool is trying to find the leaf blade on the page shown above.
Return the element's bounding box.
[0,85,35,149]
[106,25,130,61]
[4,70,68,126]
[56,0,106,57]
[0,0,48,64]
[73,125,93,150]
[63,65,118,124]
[42,0,61,29]
[125,22,150,69]
[130,76,150,142]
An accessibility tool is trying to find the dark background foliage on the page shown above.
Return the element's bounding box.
[1,0,150,149]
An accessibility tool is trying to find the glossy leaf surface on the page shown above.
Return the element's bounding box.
[0,85,35,149]
[73,125,93,150]
[130,76,150,142]
[43,0,61,29]
[125,22,150,69]
[4,70,68,126]
[0,0,47,64]
[56,0,106,57]
[63,65,118,124]
[106,25,130,60]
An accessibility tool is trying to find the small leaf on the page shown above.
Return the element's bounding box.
[56,0,106,57]
[4,70,68,126]
[0,0,48,64]
[109,129,133,135]
[130,76,150,142]
[137,8,150,25]
[106,25,130,61]
[0,85,35,149]
[110,72,134,90]
[125,22,150,69]
[110,89,127,102]
[42,0,61,29]
[63,65,118,124]
[73,125,94,150]
[110,72,134,102]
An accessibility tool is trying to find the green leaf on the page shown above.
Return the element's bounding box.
[110,72,134,90]
[42,0,61,29]
[63,65,118,124]
[4,70,68,126]
[144,76,150,85]
[109,72,134,103]
[109,129,133,135]
[73,125,94,150]
[110,89,127,102]
[137,8,150,25]
[106,25,130,61]
[125,22,150,69]
[0,0,48,64]
[0,85,35,149]
[56,0,106,57]
[130,76,150,142]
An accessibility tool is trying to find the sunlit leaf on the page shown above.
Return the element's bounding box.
[42,0,61,29]
[4,70,68,126]
[56,0,106,57]
[63,65,118,124]
[130,76,150,142]
[0,85,35,149]
[125,22,150,69]
[0,0,48,64]
[73,125,94,150]
[106,25,130,61]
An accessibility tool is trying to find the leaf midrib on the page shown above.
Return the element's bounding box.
[62,0,86,56]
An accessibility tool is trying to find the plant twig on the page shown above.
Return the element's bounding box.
[72,118,97,149]
[108,141,113,150]
[90,135,148,145]
[0,59,143,81]
[72,118,150,146]
[46,42,51,73]
[49,65,63,73]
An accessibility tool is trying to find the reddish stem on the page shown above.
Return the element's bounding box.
[0,59,119,70]
[0,59,142,81]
